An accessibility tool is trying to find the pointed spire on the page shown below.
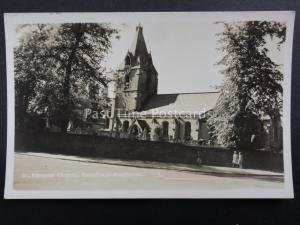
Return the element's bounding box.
[129,24,148,57]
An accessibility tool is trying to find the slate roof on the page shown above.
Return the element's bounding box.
[139,92,220,116]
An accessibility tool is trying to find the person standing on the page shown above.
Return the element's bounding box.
[238,152,244,169]
[232,151,238,167]
[196,151,202,167]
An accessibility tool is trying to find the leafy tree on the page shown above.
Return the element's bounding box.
[15,23,118,132]
[15,24,56,129]
[208,21,286,149]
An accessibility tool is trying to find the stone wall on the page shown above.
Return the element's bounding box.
[15,131,284,171]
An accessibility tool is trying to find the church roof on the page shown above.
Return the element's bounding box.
[139,92,220,117]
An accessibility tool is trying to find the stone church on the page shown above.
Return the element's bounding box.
[109,25,283,150]
[109,24,220,144]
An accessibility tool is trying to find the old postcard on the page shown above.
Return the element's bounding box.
[4,12,295,198]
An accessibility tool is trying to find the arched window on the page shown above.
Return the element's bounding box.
[125,55,131,66]
[123,121,129,132]
[162,121,169,137]
[184,122,191,138]
[124,74,129,89]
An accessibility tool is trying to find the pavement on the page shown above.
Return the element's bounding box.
[16,152,283,178]
[13,153,284,192]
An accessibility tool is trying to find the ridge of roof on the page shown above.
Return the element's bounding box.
[139,91,220,113]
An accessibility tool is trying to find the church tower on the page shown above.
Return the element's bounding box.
[112,24,158,113]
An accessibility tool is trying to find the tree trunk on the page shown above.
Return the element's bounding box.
[60,24,84,133]
[61,67,72,133]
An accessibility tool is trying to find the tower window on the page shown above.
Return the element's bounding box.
[124,74,129,89]
[125,55,131,66]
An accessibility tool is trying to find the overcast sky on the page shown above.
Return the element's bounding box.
[104,21,284,95]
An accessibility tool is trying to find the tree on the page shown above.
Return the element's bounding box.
[15,23,118,132]
[208,21,286,149]
[15,24,56,129]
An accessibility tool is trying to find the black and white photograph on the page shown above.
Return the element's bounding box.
[4,12,295,198]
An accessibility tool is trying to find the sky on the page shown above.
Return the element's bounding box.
[104,21,284,95]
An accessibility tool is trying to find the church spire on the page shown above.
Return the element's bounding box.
[129,24,148,57]
[113,24,158,112]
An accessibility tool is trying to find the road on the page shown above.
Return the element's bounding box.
[14,154,283,191]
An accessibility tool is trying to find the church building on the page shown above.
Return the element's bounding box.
[109,24,219,144]
[109,24,283,151]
